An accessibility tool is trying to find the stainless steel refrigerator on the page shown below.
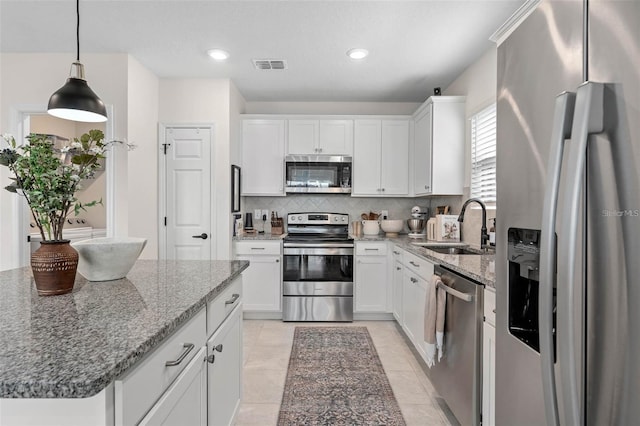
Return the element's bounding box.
[495,0,640,425]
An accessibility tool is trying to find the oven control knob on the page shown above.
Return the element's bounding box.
[342,217,347,222]
[298,216,303,221]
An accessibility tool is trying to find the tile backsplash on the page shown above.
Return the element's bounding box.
[242,194,495,249]
[242,194,462,234]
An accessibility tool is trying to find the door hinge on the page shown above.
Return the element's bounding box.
[162,143,171,155]
[164,217,167,226]
[27,235,31,242]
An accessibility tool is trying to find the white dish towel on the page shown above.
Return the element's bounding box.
[424,274,447,367]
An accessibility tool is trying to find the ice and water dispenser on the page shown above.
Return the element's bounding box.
[508,228,556,355]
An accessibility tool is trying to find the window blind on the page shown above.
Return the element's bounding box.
[470,103,497,203]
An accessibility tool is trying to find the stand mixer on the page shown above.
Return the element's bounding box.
[407,206,428,238]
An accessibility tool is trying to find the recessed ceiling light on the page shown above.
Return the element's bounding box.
[347,48,369,60]
[207,49,229,61]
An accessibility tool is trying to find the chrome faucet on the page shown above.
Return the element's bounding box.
[458,198,490,249]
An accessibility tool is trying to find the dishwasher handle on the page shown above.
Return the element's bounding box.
[436,281,474,303]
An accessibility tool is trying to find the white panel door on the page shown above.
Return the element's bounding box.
[208,305,242,426]
[413,105,433,195]
[235,254,282,311]
[354,255,388,312]
[353,120,382,195]
[319,120,353,155]
[241,120,285,195]
[287,120,318,154]
[138,347,207,426]
[380,120,409,195]
[166,127,212,260]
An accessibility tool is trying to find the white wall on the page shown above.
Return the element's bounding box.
[444,47,498,247]
[127,57,160,259]
[0,53,129,270]
[244,101,420,115]
[158,79,234,259]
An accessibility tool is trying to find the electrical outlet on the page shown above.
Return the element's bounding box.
[254,209,261,220]
[261,209,269,219]
[381,210,389,220]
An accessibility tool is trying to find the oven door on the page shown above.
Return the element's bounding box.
[282,246,353,283]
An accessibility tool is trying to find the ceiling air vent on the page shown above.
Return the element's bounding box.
[252,59,287,70]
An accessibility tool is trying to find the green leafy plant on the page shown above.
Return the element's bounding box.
[0,130,126,241]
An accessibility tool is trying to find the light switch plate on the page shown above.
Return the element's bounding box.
[254,209,261,220]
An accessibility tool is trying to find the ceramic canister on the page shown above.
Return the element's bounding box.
[362,220,380,235]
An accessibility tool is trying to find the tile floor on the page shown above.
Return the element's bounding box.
[236,320,454,426]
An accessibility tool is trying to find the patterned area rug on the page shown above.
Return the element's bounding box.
[277,326,406,426]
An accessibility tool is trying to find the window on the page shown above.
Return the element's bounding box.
[470,103,497,203]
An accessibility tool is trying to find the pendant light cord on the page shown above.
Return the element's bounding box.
[76,0,80,61]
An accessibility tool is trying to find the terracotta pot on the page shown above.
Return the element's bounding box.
[31,240,79,296]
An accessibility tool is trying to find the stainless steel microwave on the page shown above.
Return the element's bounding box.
[285,155,351,193]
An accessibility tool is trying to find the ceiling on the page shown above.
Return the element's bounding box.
[0,0,526,102]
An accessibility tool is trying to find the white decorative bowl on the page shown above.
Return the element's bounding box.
[380,219,404,236]
[72,237,147,282]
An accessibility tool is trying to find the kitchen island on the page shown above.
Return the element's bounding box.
[0,259,249,425]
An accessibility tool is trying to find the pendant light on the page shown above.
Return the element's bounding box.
[48,0,107,123]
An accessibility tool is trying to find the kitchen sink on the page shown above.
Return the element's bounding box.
[427,247,484,255]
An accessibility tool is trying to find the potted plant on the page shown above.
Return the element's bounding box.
[0,130,122,295]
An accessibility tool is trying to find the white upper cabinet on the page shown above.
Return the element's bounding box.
[241,119,286,196]
[353,119,409,196]
[412,96,465,196]
[287,119,353,155]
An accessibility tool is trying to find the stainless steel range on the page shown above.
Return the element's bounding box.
[282,212,353,322]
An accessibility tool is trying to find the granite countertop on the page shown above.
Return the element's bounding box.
[233,232,286,241]
[0,259,249,399]
[355,234,496,288]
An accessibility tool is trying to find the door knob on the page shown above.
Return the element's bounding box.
[192,233,208,239]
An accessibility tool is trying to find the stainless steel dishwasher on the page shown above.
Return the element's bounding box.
[429,265,484,426]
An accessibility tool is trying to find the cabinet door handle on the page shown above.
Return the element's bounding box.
[410,277,418,283]
[206,354,216,364]
[393,250,400,255]
[225,293,240,305]
[409,261,420,267]
[213,344,223,353]
[396,267,401,271]
[166,343,195,366]
[275,259,280,263]
[381,188,385,192]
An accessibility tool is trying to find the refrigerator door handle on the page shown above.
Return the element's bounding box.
[557,81,604,426]
[540,91,576,426]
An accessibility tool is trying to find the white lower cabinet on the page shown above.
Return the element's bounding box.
[139,347,207,426]
[402,269,428,360]
[207,305,243,426]
[354,242,389,313]
[234,241,282,313]
[391,246,405,323]
[482,289,496,426]
[398,249,434,362]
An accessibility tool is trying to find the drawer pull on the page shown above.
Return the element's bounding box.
[410,277,418,283]
[364,248,379,251]
[225,293,240,305]
[250,247,265,250]
[409,261,420,267]
[393,250,400,255]
[166,343,195,367]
